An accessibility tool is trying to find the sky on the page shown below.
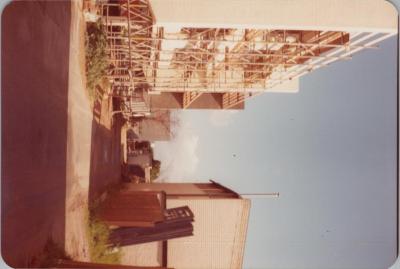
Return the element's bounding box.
[154,35,398,269]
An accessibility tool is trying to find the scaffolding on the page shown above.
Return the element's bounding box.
[100,0,155,118]
[98,0,396,111]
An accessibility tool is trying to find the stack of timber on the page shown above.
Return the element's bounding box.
[97,191,165,227]
[109,206,194,246]
[97,191,195,246]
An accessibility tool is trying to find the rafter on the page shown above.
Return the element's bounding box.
[96,0,393,115]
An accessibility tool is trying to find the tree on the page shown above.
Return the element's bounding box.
[150,160,161,181]
[85,19,109,99]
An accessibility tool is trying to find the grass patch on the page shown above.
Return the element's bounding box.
[85,19,109,101]
[86,216,121,264]
[86,184,122,264]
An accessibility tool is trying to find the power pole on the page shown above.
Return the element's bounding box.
[240,192,280,198]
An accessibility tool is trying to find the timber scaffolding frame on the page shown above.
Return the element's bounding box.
[101,0,155,118]
[100,0,396,111]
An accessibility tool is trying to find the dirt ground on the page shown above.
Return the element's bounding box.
[66,0,123,262]
[1,0,122,267]
[64,0,92,262]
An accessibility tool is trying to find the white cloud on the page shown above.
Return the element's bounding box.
[209,110,238,127]
[153,117,199,182]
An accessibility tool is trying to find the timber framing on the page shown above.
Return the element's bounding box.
[96,0,396,112]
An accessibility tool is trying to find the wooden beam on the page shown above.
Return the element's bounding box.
[222,92,247,109]
[160,192,168,268]
[167,193,238,198]
[209,180,240,198]
[183,91,202,109]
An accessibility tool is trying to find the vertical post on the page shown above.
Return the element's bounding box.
[160,191,168,267]
[126,0,132,69]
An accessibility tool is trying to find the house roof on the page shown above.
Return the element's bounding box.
[139,118,171,141]
[166,198,251,269]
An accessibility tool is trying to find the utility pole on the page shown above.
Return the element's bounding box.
[240,192,280,198]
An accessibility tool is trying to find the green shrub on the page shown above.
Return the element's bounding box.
[150,159,161,181]
[85,20,109,99]
[86,187,122,265]
[87,217,121,264]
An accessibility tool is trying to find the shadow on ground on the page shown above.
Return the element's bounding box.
[88,98,123,207]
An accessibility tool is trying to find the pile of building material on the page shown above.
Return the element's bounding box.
[109,206,194,246]
[97,191,194,246]
[98,191,165,227]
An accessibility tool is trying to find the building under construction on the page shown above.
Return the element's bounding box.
[87,0,397,118]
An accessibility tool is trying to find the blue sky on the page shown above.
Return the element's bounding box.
[155,35,398,269]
